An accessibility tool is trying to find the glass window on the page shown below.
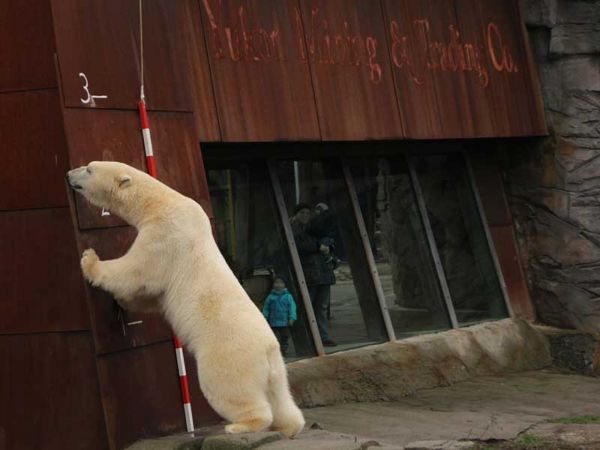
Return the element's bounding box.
[275,159,388,353]
[349,157,453,337]
[207,161,316,360]
[413,153,508,325]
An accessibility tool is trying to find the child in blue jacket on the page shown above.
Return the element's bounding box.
[262,277,297,356]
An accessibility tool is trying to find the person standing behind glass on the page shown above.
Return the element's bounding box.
[262,277,297,356]
[290,203,337,347]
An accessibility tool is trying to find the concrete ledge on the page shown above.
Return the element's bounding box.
[125,431,283,450]
[125,429,402,450]
[287,319,551,407]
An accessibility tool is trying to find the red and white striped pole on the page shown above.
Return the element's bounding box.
[138,99,157,177]
[138,98,195,433]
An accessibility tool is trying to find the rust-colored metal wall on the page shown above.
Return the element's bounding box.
[469,150,537,321]
[196,0,545,142]
[298,0,404,140]
[0,2,106,449]
[199,0,321,141]
[49,0,221,447]
[0,334,109,450]
[0,1,219,449]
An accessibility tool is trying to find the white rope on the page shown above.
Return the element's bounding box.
[139,0,145,100]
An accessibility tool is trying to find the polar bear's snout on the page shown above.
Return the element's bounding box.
[67,166,89,191]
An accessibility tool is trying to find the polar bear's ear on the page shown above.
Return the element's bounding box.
[117,174,132,188]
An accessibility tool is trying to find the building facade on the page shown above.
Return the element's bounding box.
[0,0,574,449]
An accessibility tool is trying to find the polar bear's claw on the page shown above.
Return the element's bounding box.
[81,248,99,281]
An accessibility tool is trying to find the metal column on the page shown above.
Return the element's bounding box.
[267,162,325,356]
[407,156,459,329]
[463,151,514,318]
[342,161,397,341]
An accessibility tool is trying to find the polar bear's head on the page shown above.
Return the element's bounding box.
[67,161,152,218]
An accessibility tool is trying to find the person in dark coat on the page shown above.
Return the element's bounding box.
[290,203,338,347]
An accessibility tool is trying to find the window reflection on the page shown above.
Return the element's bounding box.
[205,151,509,359]
[207,162,316,359]
[413,153,508,324]
[350,157,452,337]
[277,160,388,353]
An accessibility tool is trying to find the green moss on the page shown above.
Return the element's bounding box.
[515,434,545,446]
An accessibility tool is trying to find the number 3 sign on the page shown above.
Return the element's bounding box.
[79,72,108,106]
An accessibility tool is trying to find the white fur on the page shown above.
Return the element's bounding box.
[68,161,305,437]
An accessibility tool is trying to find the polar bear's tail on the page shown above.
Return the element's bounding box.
[266,349,305,438]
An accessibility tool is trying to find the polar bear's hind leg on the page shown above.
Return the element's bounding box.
[223,399,273,434]
[267,349,305,438]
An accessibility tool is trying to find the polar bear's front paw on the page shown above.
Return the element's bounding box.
[81,248,100,282]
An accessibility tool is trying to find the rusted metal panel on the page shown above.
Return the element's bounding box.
[447,0,498,137]
[420,0,477,138]
[74,224,173,354]
[475,0,547,136]
[384,0,477,138]
[199,0,320,141]
[489,225,536,321]
[383,0,547,139]
[182,0,222,142]
[150,112,213,215]
[517,1,548,136]
[0,333,108,450]
[1,90,69,210]
[298,0,403,140]
[0,0,56,92]
[0,208,89,334]
[381,0,443,138]
[97,342,220,450]
[452,0,517,136]
[62,109,211,229]
[51,0,193,111]
[454,0,547,137]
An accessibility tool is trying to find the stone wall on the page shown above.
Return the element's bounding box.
[504,0,600,332]
[288,319,551,407]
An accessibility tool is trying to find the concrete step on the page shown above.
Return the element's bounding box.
[125,428,403,450]
[287,319,552,408]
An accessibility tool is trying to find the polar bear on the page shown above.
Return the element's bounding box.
[67,161,305,438]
